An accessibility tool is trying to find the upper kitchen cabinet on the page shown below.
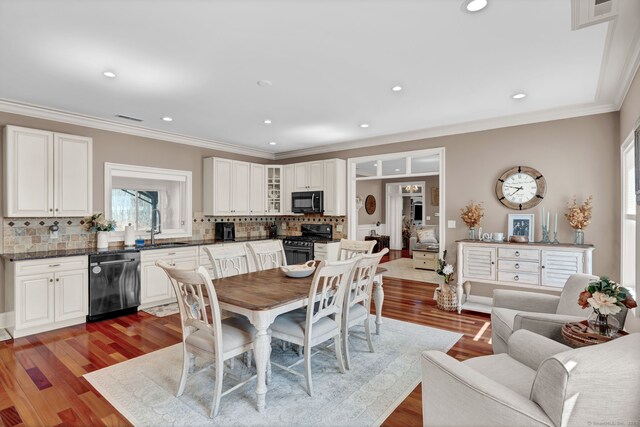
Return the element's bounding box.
[203,157,258,216]
[294,161,324,190]
[3,125,92,217]
[323,159,346,216]
[283,164,295,215]
[265,165,283,214]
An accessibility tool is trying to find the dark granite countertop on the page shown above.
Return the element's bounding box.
[2,236,282,261]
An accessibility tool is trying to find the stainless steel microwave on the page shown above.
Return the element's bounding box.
[292,191,324,214]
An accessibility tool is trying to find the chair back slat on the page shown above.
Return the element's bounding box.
[307,258,359,328]
[156,261,222,346]
[338,239,376,260]
[203,245,253,279]
[349,248,388,308]
[247,240,288,270]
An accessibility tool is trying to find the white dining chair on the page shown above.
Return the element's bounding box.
[246,240,287,270]
[269,257,359,396]
[337,238,376,260]
[341,248,388,370]
[156,261,256,418]
[202,244,254,279]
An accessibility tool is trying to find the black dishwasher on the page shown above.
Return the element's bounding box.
[88,252,141,321]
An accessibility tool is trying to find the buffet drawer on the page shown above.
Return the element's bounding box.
[498,248,539,260]
[497,271,539,285]
[497,259,539,273]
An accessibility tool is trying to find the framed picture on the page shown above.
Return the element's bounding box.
[507,214,535,241]
[431,187,439,206]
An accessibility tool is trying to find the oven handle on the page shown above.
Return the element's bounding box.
[90,259,137,267]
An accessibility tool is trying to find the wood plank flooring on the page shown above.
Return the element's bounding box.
[0,251,492,426]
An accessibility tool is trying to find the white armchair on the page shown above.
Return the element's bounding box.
[491,274,626,353]
[421,329,640,427]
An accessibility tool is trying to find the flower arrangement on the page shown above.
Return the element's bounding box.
[460,202,484,228]
[83,213,116,232]
[578,277,637,315]
[565,195,593,230]
[436,250,455,284]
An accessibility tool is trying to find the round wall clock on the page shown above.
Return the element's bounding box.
[495,166,546,210]
[365,195,376,214]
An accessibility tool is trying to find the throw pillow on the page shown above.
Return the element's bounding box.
[417,228,438,244]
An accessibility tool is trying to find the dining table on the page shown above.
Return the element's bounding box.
[211,263,387,412]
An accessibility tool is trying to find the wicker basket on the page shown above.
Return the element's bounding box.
[561,320,628,348]
[435,286,458,311]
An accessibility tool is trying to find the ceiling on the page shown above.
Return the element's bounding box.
[1,0,639,159]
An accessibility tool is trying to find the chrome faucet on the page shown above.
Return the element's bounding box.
[150,208,161,245]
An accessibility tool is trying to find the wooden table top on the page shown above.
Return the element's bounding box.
[212,265,387,311]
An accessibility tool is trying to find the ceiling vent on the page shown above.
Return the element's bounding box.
[115,114,143,122]
[572,0,618,30]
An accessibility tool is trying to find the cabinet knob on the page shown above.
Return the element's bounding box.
[515,263,520,269]
[515,251,520,257]
[514,275,519,281]
[491,261,495,265]
[49,279,53,283]
[541,265,545,269]
[49,209,53,212]
[55,208,59,212]
[56,278,59,282]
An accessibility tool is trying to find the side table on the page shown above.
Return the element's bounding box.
[561,320,628,348]
[365,235,390,253]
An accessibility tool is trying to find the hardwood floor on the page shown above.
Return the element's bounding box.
[0,253,492,426]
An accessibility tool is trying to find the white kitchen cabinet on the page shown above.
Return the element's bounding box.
[204,158,262,215]
[314,241,340,262]
[249,163,265,215]
[140,246,199,308]
[3,125,92,217]
[283,164,295,214]
[456,241,594,314]
[294,161,324,190]
[323,159,346,215]
[5,255,88,338]
[265,165,283,214]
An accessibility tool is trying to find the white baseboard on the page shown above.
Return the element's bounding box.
[0,312,11,329]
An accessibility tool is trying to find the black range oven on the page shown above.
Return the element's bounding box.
[282,223,333,265]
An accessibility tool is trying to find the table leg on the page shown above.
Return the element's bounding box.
[457,281,464,314]
[250,312,272,412]
[373,274,384,335]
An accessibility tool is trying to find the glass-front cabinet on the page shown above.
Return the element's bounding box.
[266,165,283,214]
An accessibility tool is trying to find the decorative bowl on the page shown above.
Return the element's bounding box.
[509,235,529,243]
[281,261,316,278]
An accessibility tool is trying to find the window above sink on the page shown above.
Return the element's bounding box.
[104,163,192,241]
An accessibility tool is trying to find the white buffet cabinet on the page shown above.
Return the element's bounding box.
[4,256,88,338]
[456,240,594,314]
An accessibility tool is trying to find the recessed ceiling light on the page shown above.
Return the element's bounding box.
[464,0,488,12]
[512,93,527,100]
[360,123,370,128]
[103,71,117,78]
[161,116,173,122]
[268,141,277,146]
[395,168,400,172]
[257,80,273,87]
[391,85,403,92]
[264,119,272,124]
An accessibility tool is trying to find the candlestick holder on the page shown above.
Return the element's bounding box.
[552,231,559,244]
[541,225,551,244]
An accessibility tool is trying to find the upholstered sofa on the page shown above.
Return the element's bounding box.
[491,273,627,353]
[421,329,640,426]
[409,225,439,255]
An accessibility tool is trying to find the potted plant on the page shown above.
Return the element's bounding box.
[460,202,484,240]
[84,213,116,250]
[565,195,592,245]
[435,250,457,311]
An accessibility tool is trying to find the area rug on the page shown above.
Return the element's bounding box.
[0,329,11,342]
[84,317,461,426]
[142,303,179,317]
[381,258,441,284]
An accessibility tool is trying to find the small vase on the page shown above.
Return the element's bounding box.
[96,231,109,250]
[587,311,620,337]
[574,229,584,245]
[468,227,475,240]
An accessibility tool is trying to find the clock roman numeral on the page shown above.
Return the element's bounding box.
[536,195,544,199]
[499,196,505,201]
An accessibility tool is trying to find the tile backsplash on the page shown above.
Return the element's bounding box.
[3,213,347,254]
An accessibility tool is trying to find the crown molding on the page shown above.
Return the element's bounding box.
[0,99,276,160]
[274,102,618,160]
